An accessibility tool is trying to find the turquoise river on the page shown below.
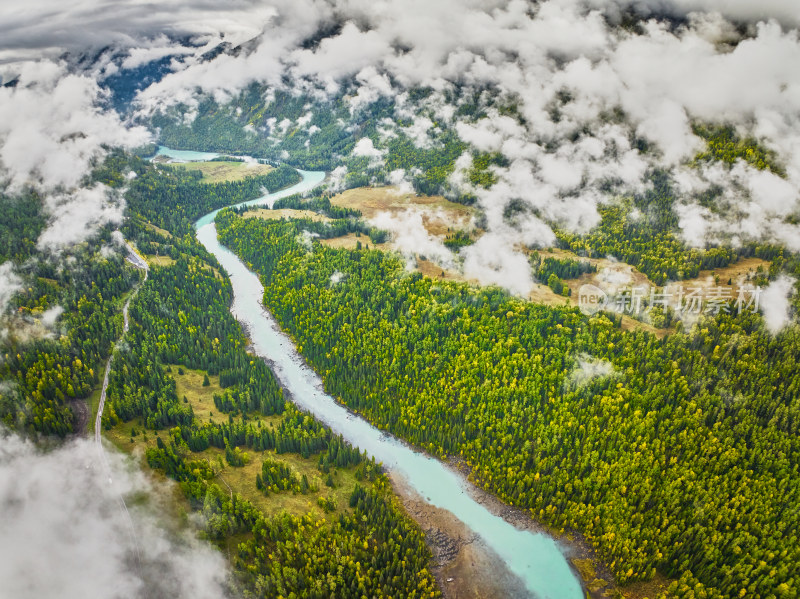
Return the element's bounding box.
[156,146,584,599]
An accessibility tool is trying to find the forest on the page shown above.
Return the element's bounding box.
[126,160,300,235]
[555,171,780,286]
[217,210,800,599]
[102,164,440,597]
[0,190,44,263]
[0,239,139,435]
[2,77,798,598]
[143,419,439,598]
[152,84,470,198]
[1,153,442,597]
[5,5,800,599]
[692,124,785,176]
[0,160,144,436]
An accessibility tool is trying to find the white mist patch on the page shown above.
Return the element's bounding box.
[0,262,22,315]
[0,61,150,191]
[349,66,394,112]
[37,185,126,251]
[599,0,800,28]
[387,169,415,195]
[0,2,279,60]
[0,262,23,342]
[296,229,318,251]
[0,285,64,344]
[597,264,634,289]
[100,243,121,259]
[401,116,436,149]
[351,137,386,167]
[370,208,454,268]
[2,1,800,291]
[461,234,534,297]
[121,43,195,71]
[0,429,229,599]
[674,160,800,250]
[0,61,149,250]
[40,305,64,328]
[760,275,796,334]
[569,354,617,386]
[240,155,261,168]
[326,165,348,192]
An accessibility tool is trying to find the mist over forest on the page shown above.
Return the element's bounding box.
[1,2,800,598]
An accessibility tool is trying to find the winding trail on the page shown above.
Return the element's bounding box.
[94,238,149,568]
[95,241,148,443]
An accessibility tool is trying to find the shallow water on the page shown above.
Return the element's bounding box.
[155,145,220,162]
[192,165,584,599]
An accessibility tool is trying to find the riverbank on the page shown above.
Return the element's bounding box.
[249,338,530,597]
[448,457,672,599]
[449,456,612,599]
[390,472,532,599]
[250,314,618,598]
[198,163,584,599]
[244,312,596,599]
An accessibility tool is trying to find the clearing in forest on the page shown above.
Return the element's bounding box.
[171,160,274,183]
[330,186,476,235]
[108,365,371,520]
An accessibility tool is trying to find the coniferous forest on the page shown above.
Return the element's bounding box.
[218,210,800,599]
[3,122,799,599]
[4,5,800,599]
[106,164,441,598]
[1,154,441,598]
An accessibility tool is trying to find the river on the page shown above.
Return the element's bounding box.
[152,146,584,599]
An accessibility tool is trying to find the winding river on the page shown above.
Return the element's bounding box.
[156,146,583,599]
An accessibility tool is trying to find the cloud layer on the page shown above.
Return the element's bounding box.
[109,0,800,291]
[0,429,229,599]
[1,0,799,292]
[0,60,149,250]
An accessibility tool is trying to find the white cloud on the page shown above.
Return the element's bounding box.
[0,61,149,250]
[351,137,384,159]
[401,116,435,149]
[349,66,394,112]
[760,275,795,334]
[387,169,415,195]
[326,165,348,192]
[745,167,797,217]
[461,233,534,296]
[538,153,583,190]
[1,0,800,289]
[120,43,195,70]
[0,0,281,61]
[597,264,634,288]
[296,110,313,128]
[0,61,150,191]
[570,354,617,386]
[290,22,392,83]
[37,185,126,251]
[297,229,318,251]
[40,305,64,328]
[0,429,229,599]
[599,0,800,28]
[351,137,386,168]
[371,209,454,267]
[674,160,800,249]
[0,262,22,317]
[676,203,713,248]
